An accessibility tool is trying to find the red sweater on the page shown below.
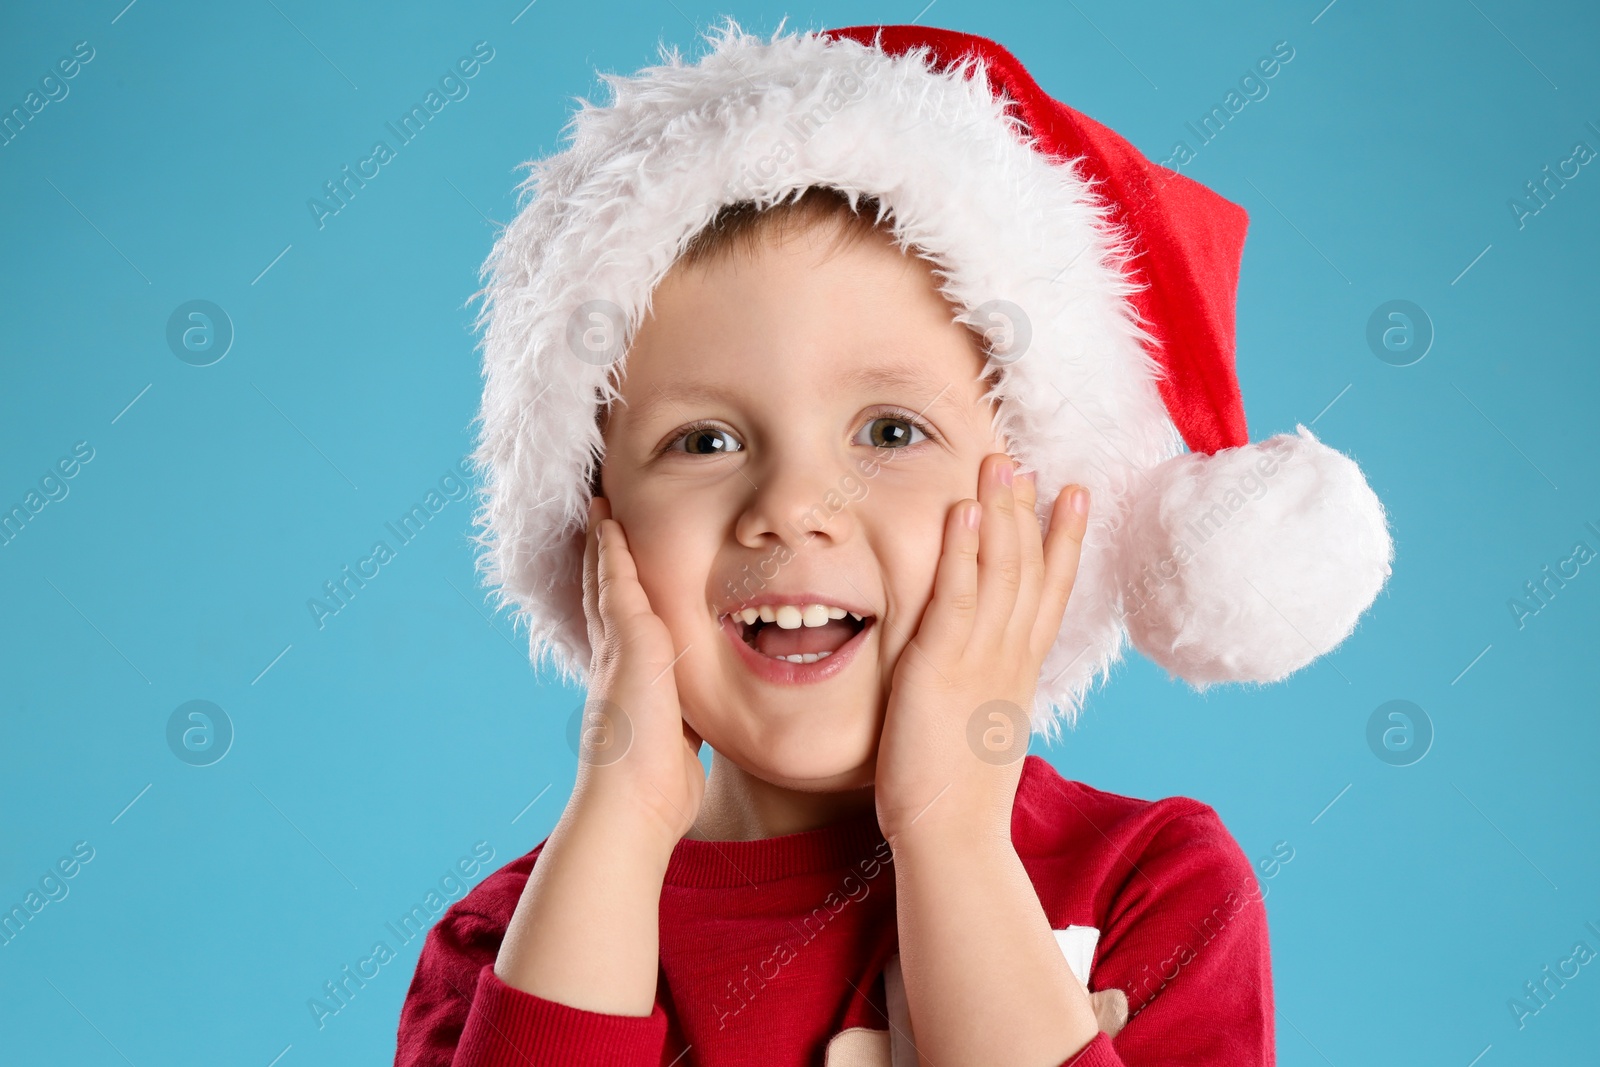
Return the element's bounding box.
[394,755,1274,1065]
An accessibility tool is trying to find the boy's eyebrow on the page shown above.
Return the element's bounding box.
[637,362,962,422]
[840,364,960,407]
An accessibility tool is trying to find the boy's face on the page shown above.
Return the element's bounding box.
[599,220,1006,792]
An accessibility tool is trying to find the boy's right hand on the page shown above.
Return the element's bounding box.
[574,496,706,854]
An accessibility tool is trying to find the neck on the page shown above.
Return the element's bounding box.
[685,749,877,842]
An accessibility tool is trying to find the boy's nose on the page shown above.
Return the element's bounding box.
[732,461,860,552]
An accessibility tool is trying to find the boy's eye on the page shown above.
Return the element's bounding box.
[664,411,934,456]
[676,427,741,455]
[854,415,928,449]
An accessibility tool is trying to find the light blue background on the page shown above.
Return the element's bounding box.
[2,1,1596,1064]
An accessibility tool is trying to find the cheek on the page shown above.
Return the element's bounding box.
[614,497,716,631]
[868,484,957,630]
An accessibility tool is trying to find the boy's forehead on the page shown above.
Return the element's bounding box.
[607,222,995,433]
[619,358,976,426]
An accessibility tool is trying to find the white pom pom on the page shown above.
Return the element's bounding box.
[1116,424,1394,687]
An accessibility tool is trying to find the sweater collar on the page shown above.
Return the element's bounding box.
[661,756,1055,887]
[663,803,887,888]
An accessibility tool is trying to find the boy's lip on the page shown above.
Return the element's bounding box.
[718,611,874,686]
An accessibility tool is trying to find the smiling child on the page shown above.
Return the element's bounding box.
[395,19,1393,1067]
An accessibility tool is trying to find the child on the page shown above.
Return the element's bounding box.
[395,20,1393,1067]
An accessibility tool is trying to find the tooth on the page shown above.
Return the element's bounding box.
[773,649,835,664]
[739,607,759,625]
[777,646,838,662]
[848,611,862,622]
[801,604,829,627]
[759,604,777,623]
[826,606,846,620]
[775,604,803,629]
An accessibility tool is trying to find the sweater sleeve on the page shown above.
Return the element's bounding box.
[393,906,669,1067]
[1067,806,1276,1066]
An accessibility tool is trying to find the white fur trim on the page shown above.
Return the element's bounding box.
[465,18,1381,740]
[467,17,1176,742]
[1116,425,1394,686]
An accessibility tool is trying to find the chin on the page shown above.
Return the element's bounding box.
[703,704,882,791]
[762,751,877,793]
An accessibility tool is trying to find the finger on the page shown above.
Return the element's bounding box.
[1007,467,1046,648]
[1089,988,1128,1036]
[587,503,660,658]
[918,497,982,656]
[594,513,652,634]
[1031,485,1090,658]
[975,454,1022,640]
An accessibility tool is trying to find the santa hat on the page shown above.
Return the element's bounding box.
[467,18,1394,739]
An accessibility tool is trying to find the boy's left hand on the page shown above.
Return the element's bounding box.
[874,454,1090,848]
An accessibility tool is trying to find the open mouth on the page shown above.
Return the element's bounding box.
[721,603,874,665]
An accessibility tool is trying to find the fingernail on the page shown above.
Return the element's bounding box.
[998,460,1014,487]
[1071,488,1089,515]
[964,502,981,529]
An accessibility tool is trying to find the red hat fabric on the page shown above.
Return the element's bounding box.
[824,24,1251,456]
[466,19,1395,734]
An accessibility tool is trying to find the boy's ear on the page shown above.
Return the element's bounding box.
[591,396,615,500]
